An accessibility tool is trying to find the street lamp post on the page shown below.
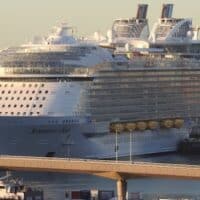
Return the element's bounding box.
[129,131,132,162]
[115,130,118,162]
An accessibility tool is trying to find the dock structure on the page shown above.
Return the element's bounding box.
[0,156,200,200]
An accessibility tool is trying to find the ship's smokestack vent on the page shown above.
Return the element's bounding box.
[161,4,173,18]
[136,4,148,19]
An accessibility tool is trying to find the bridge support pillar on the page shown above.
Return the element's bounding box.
[117,179,127,200]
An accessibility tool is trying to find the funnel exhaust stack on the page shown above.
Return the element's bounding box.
[161,4,174,18]
[136,4,148,19]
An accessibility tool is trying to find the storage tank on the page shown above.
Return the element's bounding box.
[174,119,184,128]
[148,121,159,130]
[161,119,174,128]
[125,123,136,132]
[136,122,147,131]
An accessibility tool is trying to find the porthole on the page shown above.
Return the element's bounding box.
[26,105,29,108]
[42,97,46,100]
[30,112,33,115]
[1,91,5,94]
[17,112,20,115]
[20,104,23,108]
[29,97,33,100]
[36,97,39,100]
[26,91,29,94]
[22,84,26,87]
[38,90,42,94]
[37,112,40,115]
[8,91,11,94]
[2,105,5,108]
[29,84,32,87]
[5,97,8,100]
[39,104,43,108]
[14,104,17,108]
[11,112,14,115]
[19,91,23,94]
[41,84,45,87]
[23,97,26,100]
[8,104,11,108]
[32,91,35,94]
[17,97,20,100]
[4,84,7,87]
[0,97,2,100]
[33,104,36,108]
[34,84,38,87]
[23,112,26,116]
[11,97,14,100]
[11,84,14,87]
[45,90,48,94]
[14,91,17,94]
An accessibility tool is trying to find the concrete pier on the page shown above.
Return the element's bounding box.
[117,179,127,200]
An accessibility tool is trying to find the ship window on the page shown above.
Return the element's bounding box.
[38,90,42,94]
[29,97,33,100]
[23,97,27,100]
[11,112,14,115]
[20,91,23,94]
[30,112,33,115]
[26,91,29,94]
[26,105,30,108]
[42,97,46,100]
[11,97,14,100]
[1,91,5,94]
[34,84,38,87]
[8,104,11,108]
[0,84,1,87]
[32,91,35,94]
[22,84,26,87]
[8,91,11,94]
[0,97,2,100]
[41,84,45,87]
[17,112,20,115]
[17,97,20,100]
[14,104,17,108]
[36,97,39,100]
[5,112,8,115]
[2,105,5,108]
[23,112,26,116]
[45,90,48,94]
[4,84,7,87]
[5,97,8,100]
[11,84,14,87]
[29,84,32,87]
[33,104,36,108]
[14,91,17,94]
[39,104,43,108]
[20,104,23,108]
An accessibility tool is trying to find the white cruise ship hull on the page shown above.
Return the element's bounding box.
[0,116,189,159]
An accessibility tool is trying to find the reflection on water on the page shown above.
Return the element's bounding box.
[8,153,200,199]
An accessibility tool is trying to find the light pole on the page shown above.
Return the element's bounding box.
[114,123,123,162]
[126,123,136,163]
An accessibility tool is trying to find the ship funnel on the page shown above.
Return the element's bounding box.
[136,4,148,19]
[161,4,173,18]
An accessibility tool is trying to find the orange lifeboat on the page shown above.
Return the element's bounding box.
[136,122,147,131]
[161,119,174,129]
[148,121,159,130]
[174,119,184,128]
[125,123,136,132]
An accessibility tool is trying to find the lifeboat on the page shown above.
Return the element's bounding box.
[136,122,147,131]
[112,123,124,133]
[161,119,174,128]
[148,121,159,130]
[125,123,136,132]
[174,119,184,128]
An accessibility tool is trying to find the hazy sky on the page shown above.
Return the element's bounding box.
[0,0,199,48]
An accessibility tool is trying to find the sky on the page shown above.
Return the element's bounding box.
[0,0,200,48]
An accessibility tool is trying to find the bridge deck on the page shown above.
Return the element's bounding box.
[0,155,199,180]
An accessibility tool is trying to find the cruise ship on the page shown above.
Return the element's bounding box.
[0,9,199,159]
